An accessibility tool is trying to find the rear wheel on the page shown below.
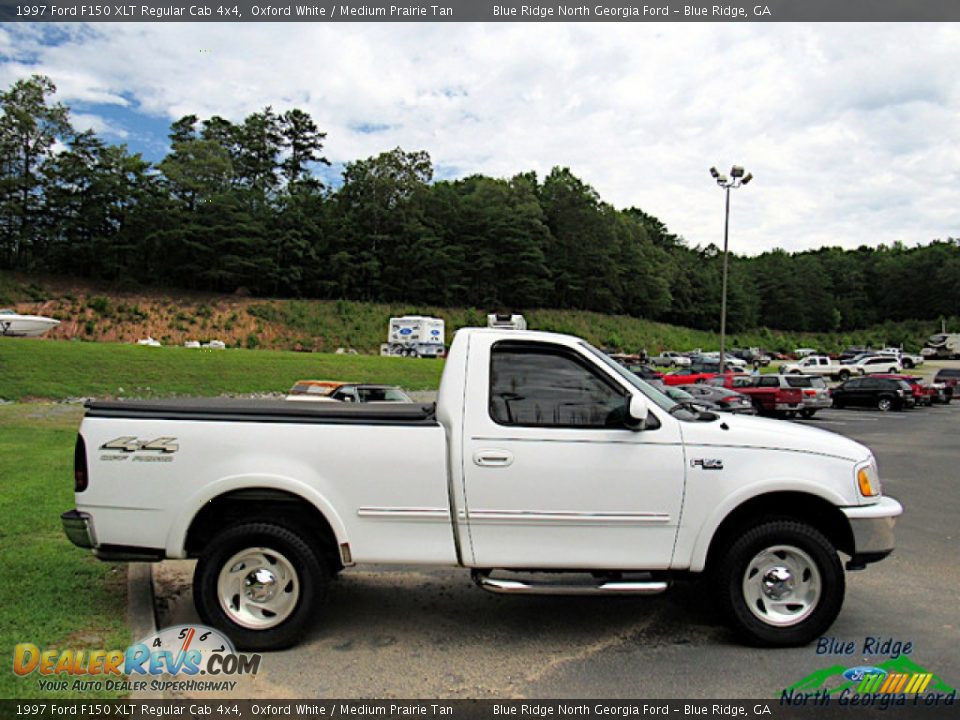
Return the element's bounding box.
[713,520,844,646]
[877,397,893,412]
[194,522,328,651]
[838,370,851,381]
[799,409,816,419]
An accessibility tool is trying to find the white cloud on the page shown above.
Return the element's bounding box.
[69,111,129,138]
[1,22,959,254]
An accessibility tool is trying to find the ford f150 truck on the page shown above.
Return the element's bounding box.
[62,328,902,651]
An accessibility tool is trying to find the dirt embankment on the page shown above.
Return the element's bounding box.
[7,277,328,351]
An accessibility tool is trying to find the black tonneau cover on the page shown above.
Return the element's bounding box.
[85,398,438,426]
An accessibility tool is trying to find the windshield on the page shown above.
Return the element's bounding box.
[582,342,706,421]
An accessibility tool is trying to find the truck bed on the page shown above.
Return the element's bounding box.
[85,399,438,425]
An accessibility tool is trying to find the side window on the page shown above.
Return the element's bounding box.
[335,388,358,402]
[489,344,626,428]
[758,376,779,387]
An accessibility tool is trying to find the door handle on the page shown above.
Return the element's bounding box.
[473,449,514,467]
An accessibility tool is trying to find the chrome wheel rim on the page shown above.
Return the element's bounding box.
[742,544,821,627]
[878,398,892,411]
[217,547,300,630]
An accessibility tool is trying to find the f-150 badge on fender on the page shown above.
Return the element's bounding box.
[99,436,178,462]
[691,458,723,470]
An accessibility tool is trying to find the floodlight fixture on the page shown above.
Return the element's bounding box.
[708,164,752,373]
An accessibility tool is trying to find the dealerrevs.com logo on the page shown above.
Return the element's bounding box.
[13,625,260,693]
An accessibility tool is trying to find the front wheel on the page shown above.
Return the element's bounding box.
[714,520,844,646]
[194,522,328,651]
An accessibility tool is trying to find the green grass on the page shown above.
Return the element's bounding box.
[0,404,129,699]
[0,339,444,401]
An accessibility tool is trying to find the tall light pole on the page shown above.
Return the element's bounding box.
[709,165,752,374]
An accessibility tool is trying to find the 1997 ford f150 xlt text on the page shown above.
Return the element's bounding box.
[62,328,902,650]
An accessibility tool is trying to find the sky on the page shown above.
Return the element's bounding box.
[0,22,958,255]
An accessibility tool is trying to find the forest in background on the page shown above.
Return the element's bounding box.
[1,75,959,335]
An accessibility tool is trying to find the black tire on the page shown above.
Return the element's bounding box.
[877,396,893,412]
[903,359,913,369]
[838,370,851,381]
[713,519,845,647]
[194,522,328,651]
[799,409,816,419]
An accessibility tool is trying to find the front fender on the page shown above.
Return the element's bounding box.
[681,477,850,573]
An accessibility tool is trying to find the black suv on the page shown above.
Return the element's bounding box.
[831,377,915,411]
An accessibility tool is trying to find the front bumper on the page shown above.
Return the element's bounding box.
[841,496,903,570]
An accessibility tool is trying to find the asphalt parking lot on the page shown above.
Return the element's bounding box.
[153,402,960,700]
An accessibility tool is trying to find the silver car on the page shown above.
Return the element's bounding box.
[783,374,832,418]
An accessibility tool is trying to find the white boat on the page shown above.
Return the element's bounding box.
[0,309,60,337]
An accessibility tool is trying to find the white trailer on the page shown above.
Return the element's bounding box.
[384,316,445,358]
[922,334,960,360]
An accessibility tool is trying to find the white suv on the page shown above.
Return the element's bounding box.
[851,355,902,376]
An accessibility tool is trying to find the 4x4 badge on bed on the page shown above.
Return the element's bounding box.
[100,436,179,453]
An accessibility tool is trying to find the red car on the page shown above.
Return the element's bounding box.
[662,368,720,386]
[873,374,933,406]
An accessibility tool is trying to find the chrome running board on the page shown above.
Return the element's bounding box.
[472,570,668,596]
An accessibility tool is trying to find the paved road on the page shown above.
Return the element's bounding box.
[154,403,960,699]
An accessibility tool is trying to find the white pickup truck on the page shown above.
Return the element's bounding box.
[62,328,902,651]
[779,355,854,380]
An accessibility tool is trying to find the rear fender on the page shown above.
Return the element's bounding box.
[165,473,348,558]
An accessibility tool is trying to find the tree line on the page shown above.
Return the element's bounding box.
[1,75,958,334]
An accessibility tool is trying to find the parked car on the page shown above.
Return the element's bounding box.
[287,381,412,403]
[848,355,902,376]
[696,352,747,369]
[649,351,692,368]
[794,348,819,358]
[782,375,832,418]
[876,348,924,369]
[839,347,872,361]
[932,368,960,401]
[709,375,804,417]
[873,374,935,407]
[779,355,853,381]
[649,381,723,413]
[662,368,720,386]
[624,363,665,382]
[831,377,915,412]
[683,384,757,414]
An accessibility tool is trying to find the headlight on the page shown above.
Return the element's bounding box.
[856,461,882,497]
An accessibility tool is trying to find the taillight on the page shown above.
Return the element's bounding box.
[804,389,816,397]
[74,435,88,493]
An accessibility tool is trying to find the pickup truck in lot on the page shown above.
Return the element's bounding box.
[710,375,804,417]
[62,328,902,651]
[779,355,854,381]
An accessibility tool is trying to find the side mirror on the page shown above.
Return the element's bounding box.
[626,394,649,430]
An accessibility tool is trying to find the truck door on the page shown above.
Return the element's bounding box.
[460,338,686,570]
